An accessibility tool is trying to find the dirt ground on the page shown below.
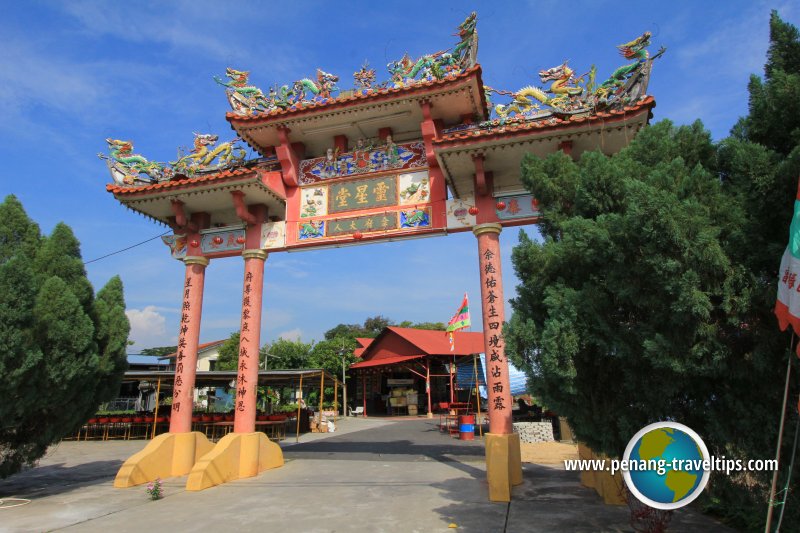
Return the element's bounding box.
[520,441,579,464]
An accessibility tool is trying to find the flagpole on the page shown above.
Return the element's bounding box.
[765,333,795,533]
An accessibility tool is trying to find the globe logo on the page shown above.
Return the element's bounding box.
[622,422,711,510]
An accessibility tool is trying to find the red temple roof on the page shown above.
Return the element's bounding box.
[351,327,484,369]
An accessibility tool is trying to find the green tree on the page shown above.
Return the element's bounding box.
[215,331,241,371]
[0,196,130,478]
[506,12,800,529]
[139,346,178,357]
[215,331,271,370]
[309,337,359,378]
[265,337,312,369]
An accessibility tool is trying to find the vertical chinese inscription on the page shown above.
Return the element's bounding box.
[172,275,193,415]
[236,271,254,413]
[482,248,507,412]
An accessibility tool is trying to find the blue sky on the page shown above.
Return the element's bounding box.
[1,1,798,351]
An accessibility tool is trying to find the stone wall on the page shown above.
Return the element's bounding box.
[512,421,554,443]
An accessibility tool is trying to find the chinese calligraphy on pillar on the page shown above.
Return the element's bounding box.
[172,275,193,415]
[482,248,507,412]
[236,271,254,413]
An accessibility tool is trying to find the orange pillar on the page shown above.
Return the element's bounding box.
[233,249,268,433]
[474,224,513,434]
[170,256,209,433]
[474,223,521,501]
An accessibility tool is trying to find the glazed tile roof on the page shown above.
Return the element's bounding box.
[227,66,486,124]
[106,164,282,198]
[433,96,656,147]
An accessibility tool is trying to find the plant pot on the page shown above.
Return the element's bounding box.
[156,417,166,423]
[109,417,121,423]
[212,414,223,422]
[121,417,132,423]
[224,414,234,421]
[133,417,144,423]
[87,418,98,424]
[98,417,110,423]
[201,415,212,422]
[256,414,267,421]
[144,417,154,423]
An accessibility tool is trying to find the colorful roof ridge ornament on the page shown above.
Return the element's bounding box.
[386,12,478,88]
[353,60,377,92]
[482,30,666,124]
[215,67,340,116]
[98,138,172,186]
[100,133,255,187]
[169,133,247,177]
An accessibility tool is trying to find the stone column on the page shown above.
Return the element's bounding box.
[473,223,522,501]
[233,249,268,433]
[170,256,209,433]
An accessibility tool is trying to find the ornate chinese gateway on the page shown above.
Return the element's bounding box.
[103,13,663,500]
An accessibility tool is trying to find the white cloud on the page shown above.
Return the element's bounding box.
[275,328,303,342]
[126,305,175,349]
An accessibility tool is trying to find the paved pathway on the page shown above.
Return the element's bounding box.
[0,417,731,532]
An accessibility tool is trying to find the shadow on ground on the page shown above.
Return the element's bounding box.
[0,459,123,499]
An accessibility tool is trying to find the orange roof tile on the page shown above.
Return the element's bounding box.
[106,162,283,197]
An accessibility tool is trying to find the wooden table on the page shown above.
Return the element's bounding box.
[208,420,288,441]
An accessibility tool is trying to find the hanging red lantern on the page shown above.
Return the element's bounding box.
[212,236,223,245]
[190,239,200,248]
[468,206,479,216]
[235,236,246,244]
[532,198,540,209]
[495,201,506,211]
[353,231,363,240]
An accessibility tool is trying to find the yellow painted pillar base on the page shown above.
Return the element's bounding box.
[114,432,214,488]
[485,433,523,502]
[577,443,596,489]
[186,432,283,491]
[593,451,626,505]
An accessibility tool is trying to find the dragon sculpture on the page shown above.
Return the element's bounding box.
[215,67,340,115]
[595,31,657,99]
[98,139,170,186]
[388,51,459,87]
[452,12,478,68]
[213,67,274,115]
[491,61,591,117]
[488,30,663,119]
[292,69,340,100]
[170,133,246,176]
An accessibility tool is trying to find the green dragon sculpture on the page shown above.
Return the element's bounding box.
[215,67,340,115]
[595,31,658,99]
[98,139,170,186]
[487,30,663,119]
[214,67,275,115]
[452,12,478,68]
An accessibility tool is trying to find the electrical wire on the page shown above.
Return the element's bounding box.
[83,231,170,265]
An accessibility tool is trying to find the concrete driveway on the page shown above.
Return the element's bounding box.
[0,417,731,532]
